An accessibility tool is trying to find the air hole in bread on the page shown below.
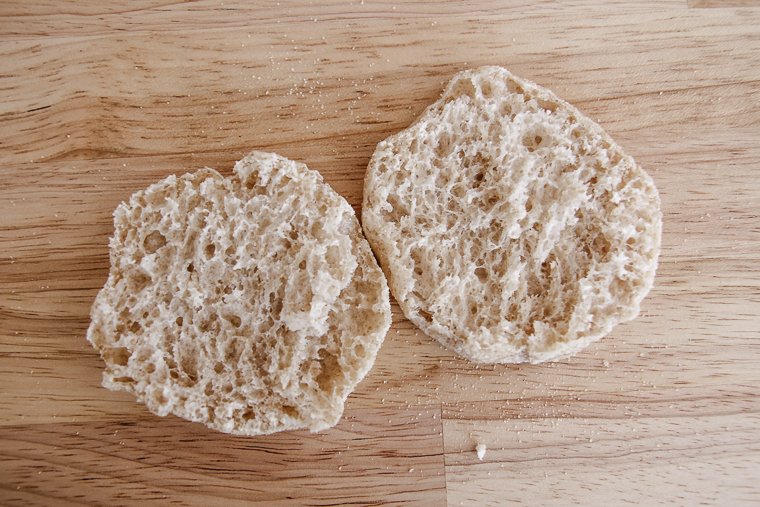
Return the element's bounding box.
[244,172,259,190]
[204,244,216,259]
[488,225,504,244]
[326,244,342,272]
[580,242,593,259]
[435,133,452,158]
[204,406,216,424]
[503,77,519,94]
[537,98,557,113]
[450,77,477,100]
[131,272,152,292]
[281,405,298,418]
[271,297,283,319]
[354,343,366,357]
[418,309,433,325]
[277,345,293,370]
[496,256,510,280]
[383,194,408,221]
[113,376,135,383]
[393,169,411,187]
[276,175,292,190]
[226,314,242,328]
[180,356,198,385]
[105,347,131,366]
[610,277,627,297]
[187,263,194,273]
[242,409,255,421]
[153,391,167,406]
[225,340,242,363]
[480,80,493,98]
[474,267,487,283]
[445,197,460,214]
[523,133,544,153]
[388,194,407,215]
[310,222,326,242]
[540,257,552,279]
[471,152,490,172]
[175,317,183,327]
[143,230,166,254]
[410,249,423,276]
[129,321,141,333]
[487,122,502,140]
[506,303,519,322]
[145,363,156,374]
[562,163,578,174]
[315,348,340,393]
[592,232,612,258]
[451,184,466,199]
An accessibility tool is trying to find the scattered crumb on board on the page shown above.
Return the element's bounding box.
[476,443,487,461]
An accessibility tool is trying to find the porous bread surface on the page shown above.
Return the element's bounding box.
[362,66,662,364]
[87,151,391,435]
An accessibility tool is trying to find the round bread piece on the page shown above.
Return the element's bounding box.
[87,151,391,435]
[362,66,661,364]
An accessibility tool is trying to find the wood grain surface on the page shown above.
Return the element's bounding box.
[1,1,759,505]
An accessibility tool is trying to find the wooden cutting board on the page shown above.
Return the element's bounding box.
[1,1,759,505]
